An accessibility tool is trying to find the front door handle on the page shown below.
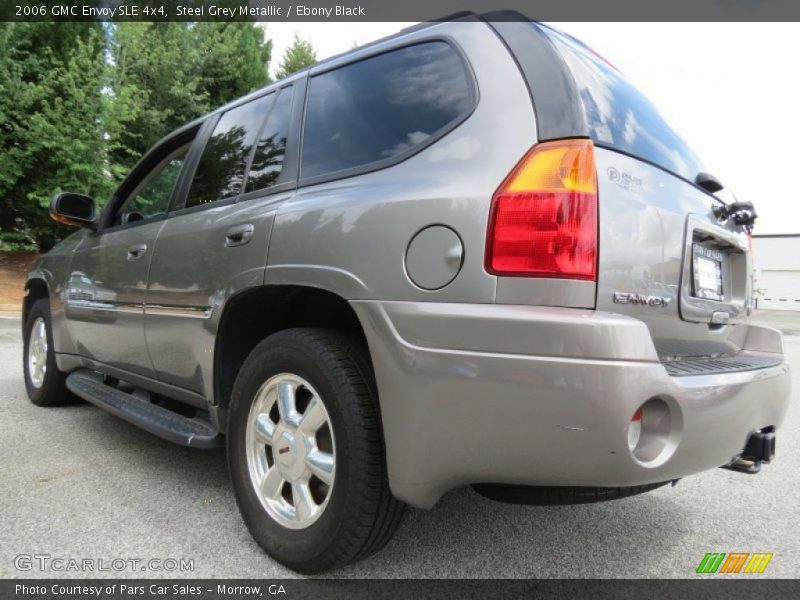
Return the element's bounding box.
[225,223,255,247]
[127,243,147,260]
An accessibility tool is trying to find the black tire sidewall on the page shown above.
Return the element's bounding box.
[227,333,364,569]
[23,299,64,406]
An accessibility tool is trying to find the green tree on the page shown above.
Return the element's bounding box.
[0,20,273,250]
[194,22,272,109]
[0,23,108,251]
[106,23,206,175]
[107,21,271,178]
[276,32,317,79]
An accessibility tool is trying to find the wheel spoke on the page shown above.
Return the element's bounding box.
[276,381,297,425]
[28,317,48,388]
[253,413,276,445]
[305,450,334,485]
[260,467,284,499]
[246,373,336,529]
[292,481,315,521]
[298,398,327,434]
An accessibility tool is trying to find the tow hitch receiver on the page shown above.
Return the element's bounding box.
[722,428,776,475]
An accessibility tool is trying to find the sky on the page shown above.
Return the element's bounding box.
[262,22,800,234]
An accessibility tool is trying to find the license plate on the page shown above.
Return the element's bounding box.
[692,245,724,301]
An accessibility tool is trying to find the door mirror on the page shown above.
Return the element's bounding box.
[50,192,97,228]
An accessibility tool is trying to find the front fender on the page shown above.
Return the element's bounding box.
[24,232,86,356]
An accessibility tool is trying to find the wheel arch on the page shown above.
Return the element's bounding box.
[213,285,373,423]
[22,276,50,331]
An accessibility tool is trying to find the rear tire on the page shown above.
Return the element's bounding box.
[227,328,404,573]
[473,482,669,505]
[23,298,77,407]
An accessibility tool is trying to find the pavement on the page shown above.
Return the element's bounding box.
[0,309,798,579]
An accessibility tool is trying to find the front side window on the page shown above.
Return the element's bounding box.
[245,86,294,193]
[301,42,474,180]
[185,94,274,208]
[114,143,189,226]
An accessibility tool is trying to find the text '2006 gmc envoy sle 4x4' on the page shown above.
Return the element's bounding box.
[23,14,790,573]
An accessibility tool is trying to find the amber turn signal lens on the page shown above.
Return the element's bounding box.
[485,139,598,280]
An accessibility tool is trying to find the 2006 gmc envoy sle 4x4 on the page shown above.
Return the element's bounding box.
[22,14,790,573]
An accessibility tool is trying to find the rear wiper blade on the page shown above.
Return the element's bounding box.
[696,172,757,232]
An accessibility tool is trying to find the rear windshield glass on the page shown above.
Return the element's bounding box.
[541,25,707,183]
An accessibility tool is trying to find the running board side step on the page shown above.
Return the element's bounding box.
[65,370,223,448]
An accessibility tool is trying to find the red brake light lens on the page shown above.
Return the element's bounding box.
[485,139,598,280]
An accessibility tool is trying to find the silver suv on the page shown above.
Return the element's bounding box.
[23,16,790,573]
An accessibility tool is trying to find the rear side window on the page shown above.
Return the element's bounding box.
[301,41,474,180]
[245,86,294,193]
[540,26,707,183]
[185,93,274,208]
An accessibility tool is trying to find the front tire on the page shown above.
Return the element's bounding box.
[23,298,76,407]
[227,328,404,573]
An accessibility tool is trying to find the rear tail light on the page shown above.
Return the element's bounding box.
[485,139,598,280]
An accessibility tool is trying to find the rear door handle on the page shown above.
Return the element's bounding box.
[225,223,255,247]
[127,243,147,260]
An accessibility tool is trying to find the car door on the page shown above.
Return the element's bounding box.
[145,82,302,397]
[65,129,196,377]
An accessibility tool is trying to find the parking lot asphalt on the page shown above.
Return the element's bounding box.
[1,310,798,579]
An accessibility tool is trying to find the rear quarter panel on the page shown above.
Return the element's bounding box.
[266,21,535,303]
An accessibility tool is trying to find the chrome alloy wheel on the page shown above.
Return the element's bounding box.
[27,317,48,388]
[245,373,336,529]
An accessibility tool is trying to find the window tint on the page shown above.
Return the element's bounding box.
[245,86,293,193]
[301,42,473,180]
[114,143,189,226]
[185,94,274,208]
[541,26,707,183]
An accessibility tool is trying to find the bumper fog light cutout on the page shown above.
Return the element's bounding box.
[628,397,681,468]
[627,408,642,452]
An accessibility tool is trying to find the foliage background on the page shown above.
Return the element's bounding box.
[0,22,317,251]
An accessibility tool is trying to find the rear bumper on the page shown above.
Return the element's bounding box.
[352,301,791,508]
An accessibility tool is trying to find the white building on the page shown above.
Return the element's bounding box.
[752,234,800,311]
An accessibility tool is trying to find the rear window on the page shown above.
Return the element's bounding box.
[245,86,293,194]
[301,41,474,180]
[185,94,273,208]
[541,26,707,183]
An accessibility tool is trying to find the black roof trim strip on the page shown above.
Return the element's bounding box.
[481,12,587,141]
[751,233,800,238]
